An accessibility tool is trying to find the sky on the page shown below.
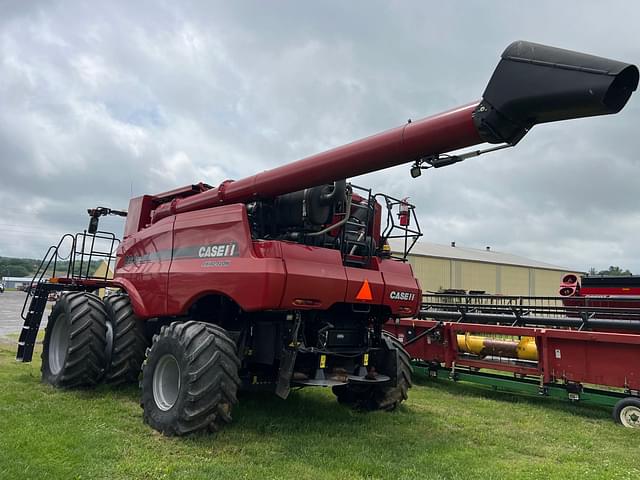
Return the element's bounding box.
[0,1,638,273]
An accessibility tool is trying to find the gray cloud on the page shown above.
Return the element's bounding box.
[0,1,638,273]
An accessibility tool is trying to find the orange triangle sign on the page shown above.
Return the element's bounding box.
[356,279,373,301]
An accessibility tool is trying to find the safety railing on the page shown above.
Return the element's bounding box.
[21,230,119,320]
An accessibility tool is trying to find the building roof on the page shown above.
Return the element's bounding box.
[391,239,573,272]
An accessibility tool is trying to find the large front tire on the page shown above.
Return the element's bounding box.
[104,294,148,385]
[141,321,241,436]
[333,332,412,410]
[41,291,108,388]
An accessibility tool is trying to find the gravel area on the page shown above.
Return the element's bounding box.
[0,290,50,339]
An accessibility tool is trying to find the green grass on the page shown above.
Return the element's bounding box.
[0,340,638,480]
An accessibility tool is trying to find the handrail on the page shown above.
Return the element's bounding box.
[20,231,121,321]
[21,234,76,320]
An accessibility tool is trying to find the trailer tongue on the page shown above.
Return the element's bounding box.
[17,41,637,436]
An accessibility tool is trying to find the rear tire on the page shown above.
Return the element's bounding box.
[141,321,241,436]
[104,294,148,385]
[332,332,412,410]
[41,291,108,388]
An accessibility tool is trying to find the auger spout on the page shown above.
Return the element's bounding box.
[149,41,637,224]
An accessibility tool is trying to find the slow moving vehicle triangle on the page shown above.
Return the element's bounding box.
[356,279,373,301]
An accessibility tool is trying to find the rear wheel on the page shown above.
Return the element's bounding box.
[332,332,412,410]
[141,321,241,436]
[104,294,148,385]
[41,291,108,388]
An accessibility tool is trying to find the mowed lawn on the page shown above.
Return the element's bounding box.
[0,340,638,480]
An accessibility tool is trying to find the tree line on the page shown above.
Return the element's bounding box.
[587,266,633,276]
[1,256,103,279]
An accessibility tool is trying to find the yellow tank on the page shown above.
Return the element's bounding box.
[456,333,538,361]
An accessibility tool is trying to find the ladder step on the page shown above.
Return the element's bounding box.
[16,285,50,363]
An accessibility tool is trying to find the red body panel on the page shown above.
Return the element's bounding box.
[344,268,384,305]
[377,258,422,314]
[123,195,154,239]
[115,216,174,317]
[545,329,640,388]
[114,204,421,318]
[167,205,286,314]
[562,296,640,311]
[279,244,347,309]
[580,287,640,296]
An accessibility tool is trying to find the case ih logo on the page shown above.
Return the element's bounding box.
[198,242,239,258]
[389,291,416,302]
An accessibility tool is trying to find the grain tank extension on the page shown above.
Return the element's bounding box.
[18,41,637,436]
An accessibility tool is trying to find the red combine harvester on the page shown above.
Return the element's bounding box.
[560,273,640,311]
[17,41,638,435]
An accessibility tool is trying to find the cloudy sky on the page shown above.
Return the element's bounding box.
[1,1,638,273]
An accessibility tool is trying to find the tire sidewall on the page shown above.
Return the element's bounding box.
[103,294,148,384]
[104,307,115,371]
[378,333,405,387]
[141,333,188,432]
[41,299,67,386]
[40,291,108,388]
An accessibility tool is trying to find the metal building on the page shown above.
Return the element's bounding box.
[1,276,34,289]
[398,241,578,296]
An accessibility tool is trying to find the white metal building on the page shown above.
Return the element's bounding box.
[396,241,579,296]
[1,276,34,289]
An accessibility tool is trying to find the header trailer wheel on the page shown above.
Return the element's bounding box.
[613,397,640,428]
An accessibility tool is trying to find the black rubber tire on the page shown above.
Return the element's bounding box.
[141,321,241,436]
[332,384,354,404]
[41,291,108,388]
[332,384,364,405]
[332,332,412,411]
[104,294,149,385]
[613,397,640,428]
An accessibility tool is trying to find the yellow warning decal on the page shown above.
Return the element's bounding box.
[320,354,326,368]
[363,353,369,366]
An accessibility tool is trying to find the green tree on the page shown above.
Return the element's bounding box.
[0,257,39,278]
[596,266,633,276]
[3,264,30,277]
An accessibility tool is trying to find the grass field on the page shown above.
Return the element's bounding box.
[0,339,638,480]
